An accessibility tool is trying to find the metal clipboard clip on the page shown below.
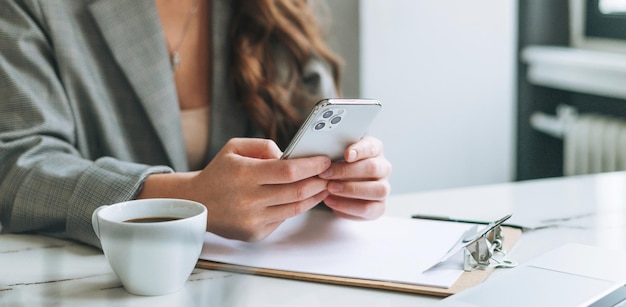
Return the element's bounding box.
[423,214,517,273]
[462,214,517,271]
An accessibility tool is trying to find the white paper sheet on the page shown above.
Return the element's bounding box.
[199,209,474,288]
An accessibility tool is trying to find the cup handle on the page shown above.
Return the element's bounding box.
[91,206,108,239]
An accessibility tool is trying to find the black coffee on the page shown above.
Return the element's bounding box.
[124,217,181,223]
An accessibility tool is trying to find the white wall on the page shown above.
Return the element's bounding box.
[360,0,517,194]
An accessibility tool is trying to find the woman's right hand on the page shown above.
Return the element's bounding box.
[138,138,331,242]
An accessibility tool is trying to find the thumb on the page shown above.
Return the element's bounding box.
[226,138,283,159]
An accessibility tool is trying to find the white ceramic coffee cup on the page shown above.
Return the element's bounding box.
[92,198,207,296]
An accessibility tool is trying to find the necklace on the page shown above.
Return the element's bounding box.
[168,0,201,71]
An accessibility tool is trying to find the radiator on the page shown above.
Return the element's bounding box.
[530,105,626,176]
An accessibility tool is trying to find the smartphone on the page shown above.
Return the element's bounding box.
[281,98,382,161]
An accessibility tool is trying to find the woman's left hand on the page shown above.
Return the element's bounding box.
[319,136,392,220]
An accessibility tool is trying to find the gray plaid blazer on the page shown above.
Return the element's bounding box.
[0,0,337,247]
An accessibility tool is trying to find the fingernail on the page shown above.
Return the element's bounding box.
[348,149,357,162]
[328,182,342,193]
[320,168,332,178]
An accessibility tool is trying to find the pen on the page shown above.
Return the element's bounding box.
[411,214,489,225]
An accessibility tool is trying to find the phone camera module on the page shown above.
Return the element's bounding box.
[330,116,342,125]
[314,121,326,130]
[322,110,334,119]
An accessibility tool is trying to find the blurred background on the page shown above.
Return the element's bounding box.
[325,0,626,195]
[325,0,515,194]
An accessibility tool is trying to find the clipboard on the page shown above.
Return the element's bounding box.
[195,224,521,297]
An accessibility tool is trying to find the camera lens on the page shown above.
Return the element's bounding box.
[322,110,334,119]
[330,116,342,124]
[314,122,326,130]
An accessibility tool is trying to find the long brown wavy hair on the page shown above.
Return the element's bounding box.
[229,0,342,148]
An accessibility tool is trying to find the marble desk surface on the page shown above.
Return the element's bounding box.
[0,233,436,306]
[2,171,626,306]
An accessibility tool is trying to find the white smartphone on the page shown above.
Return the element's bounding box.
[281,98,382,161]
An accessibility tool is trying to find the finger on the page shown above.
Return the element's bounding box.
[257,177,329,205]
[267,190,329,223]
[327,180,390,201]
[256,156,331,185]
[324,196,386,220]
[344,136,383,162]
[235,190,328,241]
[320,157,391,180]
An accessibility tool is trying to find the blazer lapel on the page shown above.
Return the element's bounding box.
[208,0,250,158]
[88,0,188,170]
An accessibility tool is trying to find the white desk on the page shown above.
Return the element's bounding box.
[2,172,626,306]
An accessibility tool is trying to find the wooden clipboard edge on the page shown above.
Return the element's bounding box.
[196,226,522,297]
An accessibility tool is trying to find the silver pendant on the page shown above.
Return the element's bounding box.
[171,52,181,71]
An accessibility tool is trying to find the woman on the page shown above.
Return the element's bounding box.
[0,0,391,248]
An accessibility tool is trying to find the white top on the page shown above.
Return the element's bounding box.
[180,105,210,170]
